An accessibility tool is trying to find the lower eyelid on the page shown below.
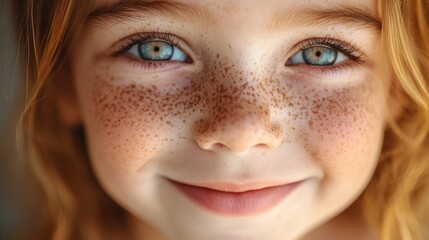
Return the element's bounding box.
[122,55,186,73]
[290,60,361,76]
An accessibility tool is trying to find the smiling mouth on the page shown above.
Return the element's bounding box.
[166,178,302,216]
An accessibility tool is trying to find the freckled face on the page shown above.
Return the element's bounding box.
[73,0,388,239]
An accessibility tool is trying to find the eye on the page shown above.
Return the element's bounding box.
[288,46,349,66]
[128,40,189,62]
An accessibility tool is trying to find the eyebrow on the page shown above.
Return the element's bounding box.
[88,0,382,32]
[88,0,216,28]
[269,5,382,33]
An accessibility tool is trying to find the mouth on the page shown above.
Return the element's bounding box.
[166,178,302,216]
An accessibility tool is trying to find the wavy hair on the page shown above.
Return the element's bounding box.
[362,1,429,240]
[12,0,429,239]
[13,1,129,239]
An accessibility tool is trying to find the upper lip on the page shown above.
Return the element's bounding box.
[166,178,298,193]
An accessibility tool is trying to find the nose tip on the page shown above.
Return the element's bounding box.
[192,73,285,155]
[194,117,284,155]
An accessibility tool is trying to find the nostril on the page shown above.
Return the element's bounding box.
[193,115,285,155]
[196,140,230,152]
[194,123,284,154]
[210,143,225,151]
[214,142,250,155]
[255,143,271,150]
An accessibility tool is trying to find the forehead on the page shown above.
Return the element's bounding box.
[87,0,380,35]
[92,0,376,8]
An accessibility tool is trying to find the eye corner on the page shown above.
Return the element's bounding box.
[183,56,194,64]
[285,50,304,66]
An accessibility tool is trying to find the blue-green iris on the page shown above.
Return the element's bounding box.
[302,46,337,66]
[139,41,174,61]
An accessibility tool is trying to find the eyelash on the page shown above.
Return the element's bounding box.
[114,32,364,73]
[115,31,180,56]
[290,36,364,74]
[300,36,362,60]
[114,31,184,71]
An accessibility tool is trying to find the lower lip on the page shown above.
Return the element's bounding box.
[168,179,301,216]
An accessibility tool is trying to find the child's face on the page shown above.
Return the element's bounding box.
[70,0,389,239]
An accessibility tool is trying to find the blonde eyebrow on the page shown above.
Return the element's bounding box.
[269,5,382,33]
[88,1,381,32]
[88,0,217,28]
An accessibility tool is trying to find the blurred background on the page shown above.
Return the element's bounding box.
[1,0,43,239]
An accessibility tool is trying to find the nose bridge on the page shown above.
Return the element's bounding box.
[213,81,270,131]
[193,63,284,155]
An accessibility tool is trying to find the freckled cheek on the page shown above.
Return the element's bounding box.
[88,82,184,170]
[310,100,371,147]
[303,90,384,179]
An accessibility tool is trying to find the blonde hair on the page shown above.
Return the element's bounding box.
[362,1,429,239]
[12,0,429,239]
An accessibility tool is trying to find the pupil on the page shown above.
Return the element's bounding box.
[302,46,337,66]
[139,41,174,61]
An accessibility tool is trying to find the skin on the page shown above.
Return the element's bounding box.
[65,0,392,239]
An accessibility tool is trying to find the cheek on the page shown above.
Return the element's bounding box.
[300,81,385,183]
[86,73,197,173]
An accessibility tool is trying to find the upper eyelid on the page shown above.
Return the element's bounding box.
[110,32,195,60]
[111,32,178,56]
[287,37,363,60]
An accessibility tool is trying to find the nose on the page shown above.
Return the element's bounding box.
[193,84,284,155]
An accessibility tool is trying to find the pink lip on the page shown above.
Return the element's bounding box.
[167,179,301,216]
